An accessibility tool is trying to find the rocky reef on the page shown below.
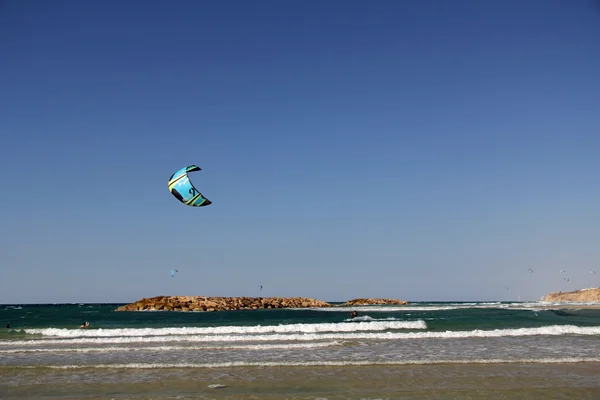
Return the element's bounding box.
[541,288,600,302]
[115,296,332,312]
[342,298,409,306]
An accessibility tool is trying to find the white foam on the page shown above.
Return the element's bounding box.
[23,320,427,338]
[321,303,551,312]
[537,301,600,307]
[330,300,598,312]
[321,306,462,312]
[9,357,600,369]
[4,324,600,346]
[0,341,342,353]
[343,317,402,322]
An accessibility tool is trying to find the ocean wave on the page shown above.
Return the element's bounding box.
[4,324,600,346]
[0,341,342,353]
[6,357,600,369]
[321,306,465,312]
[320,303,554,312]
[343,316,403,322]
[537,301,600,307]
[22,320,427,338]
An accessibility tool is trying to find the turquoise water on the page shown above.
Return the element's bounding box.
[2,301,600,399]
[2,301,600,365]
[3,301,600,330]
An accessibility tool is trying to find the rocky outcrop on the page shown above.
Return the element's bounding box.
[541,288,600,302]
[115,296,332,312]
[342,298,409,306]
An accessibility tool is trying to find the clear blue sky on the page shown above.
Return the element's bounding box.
[1,0,599,304]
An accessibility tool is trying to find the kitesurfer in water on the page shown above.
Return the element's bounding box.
[79,321,89,329]
[351,311,358,318]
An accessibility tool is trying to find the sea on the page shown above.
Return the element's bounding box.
[2,300,600,399]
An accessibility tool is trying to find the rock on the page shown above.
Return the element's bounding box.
[342,298,409,306]
[115,296,333,312]
[541,288,600,302]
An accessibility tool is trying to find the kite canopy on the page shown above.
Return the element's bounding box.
[168,165,212,207]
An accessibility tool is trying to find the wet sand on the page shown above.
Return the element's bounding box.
[2,362,600,399]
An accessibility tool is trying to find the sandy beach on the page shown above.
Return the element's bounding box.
[3,363,600,399]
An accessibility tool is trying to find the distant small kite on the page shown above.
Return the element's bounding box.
[170,269,179,278]
[260,285,263,291]
[560,269,566,273]
[591,270,597,275]
[528,268,534,273]
[563,277,570,282]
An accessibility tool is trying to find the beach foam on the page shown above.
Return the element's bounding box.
[318,302,580,312]
[4,324,600,347]
[7,357,600,369]
[23,320,427,338]
[0,341,343,353]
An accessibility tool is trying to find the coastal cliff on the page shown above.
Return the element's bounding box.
[115,296,332,312]
[541,288,600,302]
[342,298,409,306]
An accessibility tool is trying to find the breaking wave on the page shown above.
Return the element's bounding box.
[23,320,427,338]
[6,357,600,369]
[3,324,599,347]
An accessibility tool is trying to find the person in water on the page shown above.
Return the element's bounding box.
[79,321,90,329]
[351,311,358,318]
